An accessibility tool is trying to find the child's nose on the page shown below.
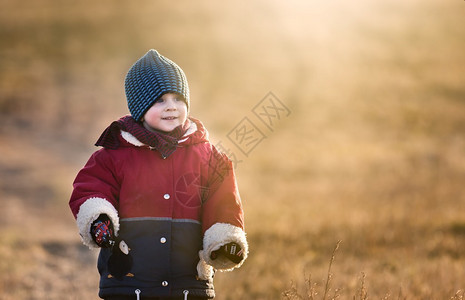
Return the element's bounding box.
[165,99,177,110]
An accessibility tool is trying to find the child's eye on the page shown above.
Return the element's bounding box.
[155,98,165,103]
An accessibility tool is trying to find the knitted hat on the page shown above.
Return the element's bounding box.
[125,49,190,121]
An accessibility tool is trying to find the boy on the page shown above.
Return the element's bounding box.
[69,49,248,300]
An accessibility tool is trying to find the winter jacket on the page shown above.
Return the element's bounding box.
[69,118,248,299]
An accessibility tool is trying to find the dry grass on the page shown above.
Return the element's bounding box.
[282,241,465,300]
[1,0,465,299]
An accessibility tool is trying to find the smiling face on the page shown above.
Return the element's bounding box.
[142,93,188,133]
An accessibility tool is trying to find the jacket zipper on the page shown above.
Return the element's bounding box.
[135,288,188,299]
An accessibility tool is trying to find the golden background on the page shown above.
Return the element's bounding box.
[1,0,464,298]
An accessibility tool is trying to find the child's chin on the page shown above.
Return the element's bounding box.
[160,125,178,132]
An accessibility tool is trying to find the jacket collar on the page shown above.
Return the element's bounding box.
[121,118,208,147]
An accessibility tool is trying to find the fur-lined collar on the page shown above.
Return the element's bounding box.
[121,118,208,148]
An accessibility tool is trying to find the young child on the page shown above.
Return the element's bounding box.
[69,49,248,300]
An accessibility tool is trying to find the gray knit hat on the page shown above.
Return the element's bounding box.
[125,49,190,121]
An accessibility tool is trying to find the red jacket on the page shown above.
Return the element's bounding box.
[69,118,247,299]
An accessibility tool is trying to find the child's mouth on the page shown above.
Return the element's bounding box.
[162,116,177,120]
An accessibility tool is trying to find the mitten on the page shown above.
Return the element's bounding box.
[90,214,115,248]
[211,242,244,264]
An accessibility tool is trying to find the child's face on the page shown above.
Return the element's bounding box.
[142,93,188,133]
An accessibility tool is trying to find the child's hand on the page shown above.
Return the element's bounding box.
[210,242,244,264]
[90,214,115,248]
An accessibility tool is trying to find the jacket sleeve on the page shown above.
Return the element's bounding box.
[69,149,120,249]
[199,146,248,274]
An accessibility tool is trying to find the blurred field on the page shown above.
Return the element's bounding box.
[1,0,465,299]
